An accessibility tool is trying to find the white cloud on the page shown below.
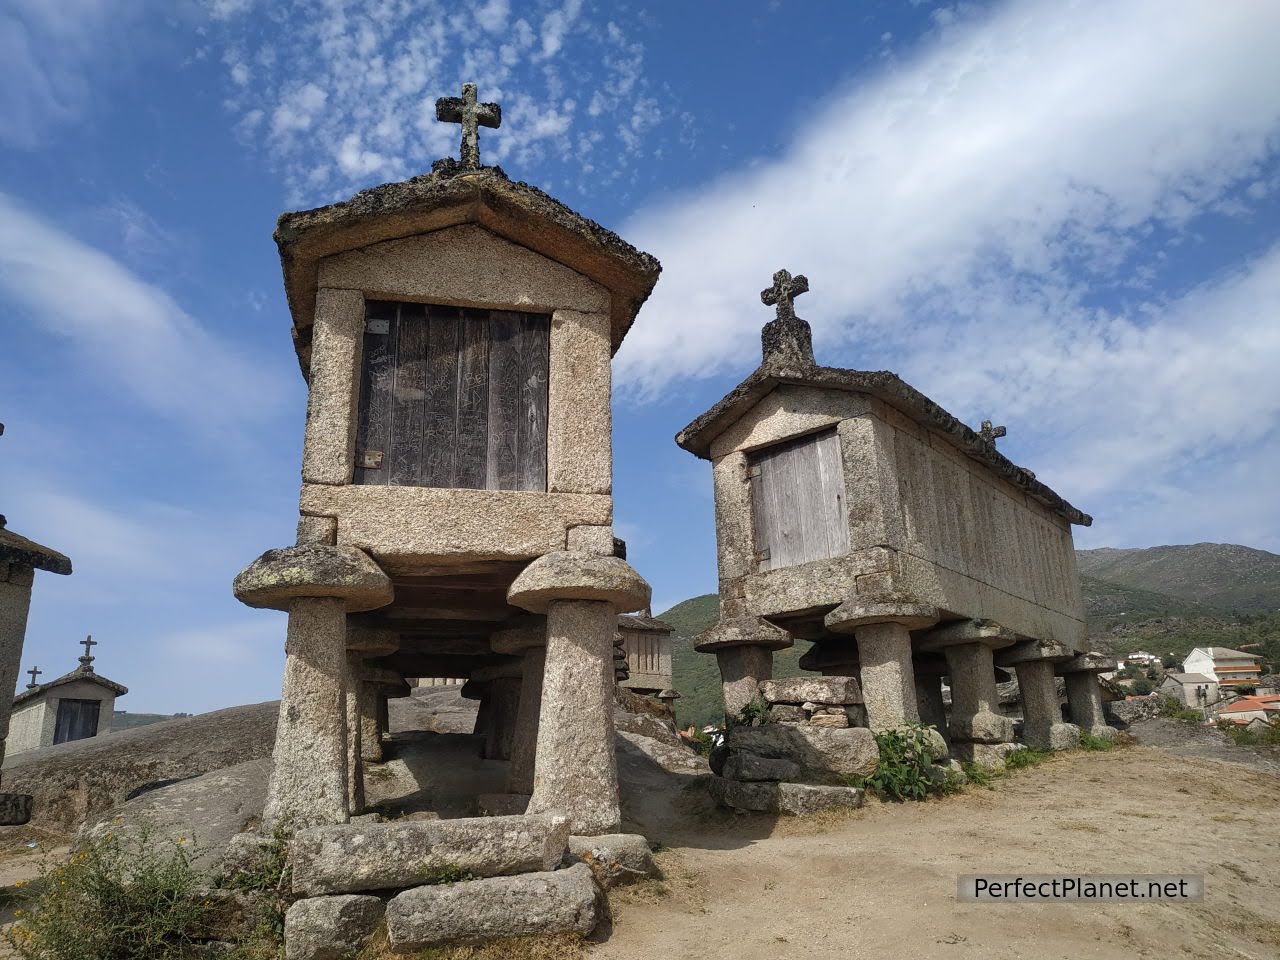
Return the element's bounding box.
[209,0,669,204]
[0,193,286,429]
[616,0,1280,546]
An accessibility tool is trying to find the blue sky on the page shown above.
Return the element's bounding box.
[2,0,1279,714]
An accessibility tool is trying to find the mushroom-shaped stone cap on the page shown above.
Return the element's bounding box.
[507,551,650,614]
[233,545,393,612]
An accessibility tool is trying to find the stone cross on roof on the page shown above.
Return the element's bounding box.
[760,269,809,322]
[979,420,1007,444]
[759,268,815,368]
[26,666,40,689]
[79,634,96,671]
[435,82,502,169]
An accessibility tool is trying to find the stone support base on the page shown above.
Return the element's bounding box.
[1015,659,1079,751]
[1064,670,1117,740]
[509,647,546,794]
[358,681,382,763]
[528,599,620,834]
[263,597,349,830]
[850,622,919,730]
[344,653,365,815]
[950,740,1024,769]
[943,642,1015,744]
[714,644,775,721]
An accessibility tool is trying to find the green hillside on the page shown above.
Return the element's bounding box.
[1077,543,1280,613]
[662,544,1280,727]
[657,594,813,730]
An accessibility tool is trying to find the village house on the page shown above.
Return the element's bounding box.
[1217,694,1280,726]
[675,268,1111,812]
[7,637,127,756]
[1159,672,1219,709]
[1183,647,1263,689]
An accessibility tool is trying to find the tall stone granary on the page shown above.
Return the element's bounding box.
[233,81,660,850]
[676,268,1115,803]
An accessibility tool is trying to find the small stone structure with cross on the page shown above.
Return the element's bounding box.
[7,635,128,757]
[232,83,664,955]
[676,269,1113,809]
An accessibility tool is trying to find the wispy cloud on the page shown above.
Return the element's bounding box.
[618,0,1280,548]
[210,0,671,204]
[0,193,287,429]
[0,0,147,147]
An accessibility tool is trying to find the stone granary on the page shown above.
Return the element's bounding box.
[616,611,675,698]
[676,269,1115,774]
[7,636,127,756]
[232,84,662,953]
[0,425,73,824]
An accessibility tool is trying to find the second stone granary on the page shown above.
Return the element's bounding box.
[234,149,660,835]
[677,271,1114,765]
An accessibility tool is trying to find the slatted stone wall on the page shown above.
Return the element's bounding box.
[355,301,550,491]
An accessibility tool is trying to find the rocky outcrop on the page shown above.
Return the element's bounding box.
[2,701,278,829]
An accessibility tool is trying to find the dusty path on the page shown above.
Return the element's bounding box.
[597,746,1280,960]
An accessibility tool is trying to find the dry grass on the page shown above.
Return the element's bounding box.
[357,926,585,960]
[1055,820,1102,833]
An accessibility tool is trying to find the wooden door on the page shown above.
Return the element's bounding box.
[354,301,550,490]
[53,699,100,744]
[749,428,849,571]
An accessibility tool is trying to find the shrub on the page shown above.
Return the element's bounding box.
[960,761,997,787]
[1132,678,1153,695]
[6,828,229,960]
[217,824,292,940]
[1218,718,1280,747]
[1078,732,1115,751]
[1158,696,1203,722]
[734,697,770,728]
[866,726,935,801]
[1003,747,1050,771]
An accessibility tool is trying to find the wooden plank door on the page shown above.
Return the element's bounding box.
[749,428,850,571]
[53,699,100,744]
[354,302,550,491]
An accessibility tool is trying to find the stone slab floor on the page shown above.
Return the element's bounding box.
[597,745,1280,960]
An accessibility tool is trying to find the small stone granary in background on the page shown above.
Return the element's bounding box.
[677,269,1114,809]
[0,422,73,825]
[7,635,128,756]
[232,84,662,954]
[616,609,675,698]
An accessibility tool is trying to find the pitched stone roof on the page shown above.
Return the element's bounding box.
[675,359,1092,526]
[274,159,661,377]
[1165,673,1215,684]
[0,525,72,575]
[12,666,127,709]
[617,613,674,633]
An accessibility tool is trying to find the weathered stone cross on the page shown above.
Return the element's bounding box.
[760,269,809,321]
[26,666,41,688]
[435,83,502,169]
[979,420,1007,444]
[79,634,96,669]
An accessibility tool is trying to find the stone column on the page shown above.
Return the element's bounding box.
[826,600,937,732]
[344,652,366,815]
[490,619,549,796]
[1058,653,1117,740]
[919,620,1017,767]
[470,660,524,762]
[694,617,791,723]
[233,544,393,831]
[912,655,950,745]
[263,597,350,828]
[1015,660,1079,751]
[346,623,398,765]
[0,563,35,776]
[359,685,382,763]
[507,551,651,835]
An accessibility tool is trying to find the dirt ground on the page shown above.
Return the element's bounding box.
[597,741,1280,960]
